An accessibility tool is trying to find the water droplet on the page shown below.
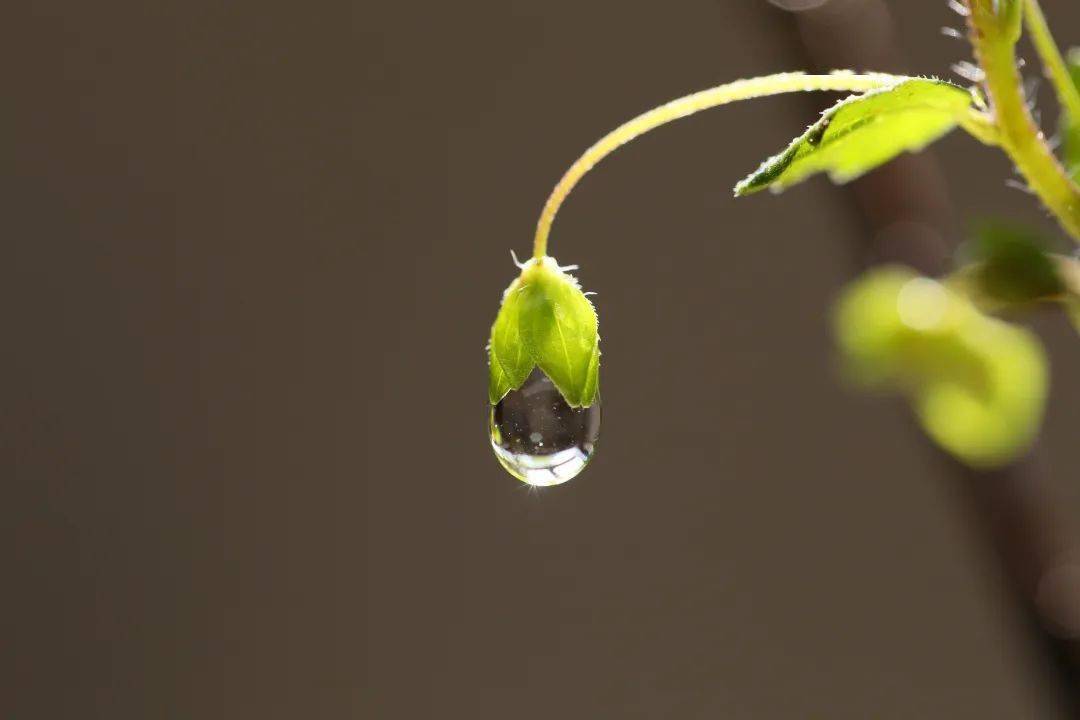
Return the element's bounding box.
[806,117,830,146]
[489,368,600,486]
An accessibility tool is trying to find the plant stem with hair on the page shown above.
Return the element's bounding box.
[531,71,906,259]
[967,0,1080,241]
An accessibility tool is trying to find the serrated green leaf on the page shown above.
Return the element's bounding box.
[1061,48,1080,181]
[735,79,972,196]
[517,259,600,408]
[833,267,1047,468]
[488,276,536,404]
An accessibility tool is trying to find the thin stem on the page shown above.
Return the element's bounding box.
[967,0,1080,241]
[962,110,1002,146]
[1023,0,1080,122]
[532,71,905,259]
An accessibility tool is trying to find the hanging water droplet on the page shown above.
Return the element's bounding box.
[489,368,600,486]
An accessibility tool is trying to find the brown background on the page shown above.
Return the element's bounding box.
[6,0,1080,717]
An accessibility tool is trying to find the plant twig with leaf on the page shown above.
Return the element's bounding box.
[487,0,1080,483]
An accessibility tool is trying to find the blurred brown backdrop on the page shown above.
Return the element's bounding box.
[6,0,1080,717]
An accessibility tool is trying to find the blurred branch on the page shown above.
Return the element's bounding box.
[758,0,1080,715]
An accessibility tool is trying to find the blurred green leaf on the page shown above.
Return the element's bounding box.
[517,258,600,408]
[488,276,535,404]
[1062,48,1080,181]
[834,267,1047,468]
[1063,257,1080,333]
[913,321,1045,469]
[1069,300,1080,333]
[959,221,1066,305]
[832,267,914,386]
[735,78,972,196]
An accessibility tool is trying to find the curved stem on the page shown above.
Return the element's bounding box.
[967,0,1080,242]
[1023,0,1080,122]
[532,71,906,259]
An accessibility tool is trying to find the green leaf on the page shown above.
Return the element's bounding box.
[1069,299,1080,334]
[1062,258,1080,334]
[833,267,1047,468]
[516,258,600,408]
[913,318,1046,469]
[1061,48,1080,181]
[833,267,918,386]
[959,221,1066,305]
[735,78,973,196]
[488,276,535,404]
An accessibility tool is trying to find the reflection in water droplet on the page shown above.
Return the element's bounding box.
[489,368,600,486]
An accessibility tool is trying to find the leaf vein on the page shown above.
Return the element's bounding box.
[553,313,575,394]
